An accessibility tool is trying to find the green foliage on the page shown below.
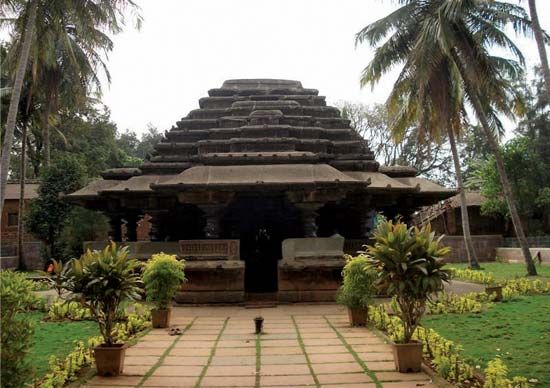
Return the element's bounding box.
[63,243,142,345]
[43,258,70,298]
[25,156,86,260]
[427,292,487,315]
[142,253,186,309]
[39,303,150,387]
[449,262,550,282]
[472,136,550,233]
[450,267,496,285]
[484,358,530,388]
[336,255,377,309]
[47,300,92,321]
[0,271,41,387]
[60,207,109,258]
[365,219,451,342]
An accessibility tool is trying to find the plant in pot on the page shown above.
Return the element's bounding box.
[64,243,142,376]
[336,255,377,326]
[365,219,450,373]
[142,253,186,328]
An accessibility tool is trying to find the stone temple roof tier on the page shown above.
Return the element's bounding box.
[67,79,455,206]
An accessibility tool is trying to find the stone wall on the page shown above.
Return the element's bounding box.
[441,235,503,262]
[496,247,550,265]
[0,242,44,270]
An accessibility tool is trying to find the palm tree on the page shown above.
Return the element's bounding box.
[356,2,481,269]
[1,0,37,212]
[525,0,550,104]
[1,0,142,211]
[357,0,541,275]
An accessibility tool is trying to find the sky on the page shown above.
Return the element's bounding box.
[100,0,550,135]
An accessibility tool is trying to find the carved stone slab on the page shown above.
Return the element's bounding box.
[179,239,240,261]
[281,236,345,261]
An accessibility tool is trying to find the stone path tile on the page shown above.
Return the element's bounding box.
[317,372,373,385]
[170,347,212,356]
[260,374,316,386]
[215,346,256,356]
[261,354,307,365]
[376,371,432,382]
[124,356,160,365]
[141,376,197,387]
[308,353,355,364]
[305,345,349,354]
[210,355,256,365]
[200,375,256,387]
[85,376,142,386]
[261,363,311,375]
[77,305,445,388]
[152,365,204,377]
[163,356,209,366]
[261,346,303,355]
[311,362,364,374]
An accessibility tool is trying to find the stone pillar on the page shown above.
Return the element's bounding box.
[199,205,223,239]
[125,214,139,242]
[108,214,122,242]
[148,211,166,242]
[296,203,321,237]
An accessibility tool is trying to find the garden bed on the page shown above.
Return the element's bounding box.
[423,295,550,385]
[26,311,98,384]
[449,262,550,283]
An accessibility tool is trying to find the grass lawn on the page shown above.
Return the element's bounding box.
[26,311,98,383]
[449,262,550,283]
[423,295,550,385]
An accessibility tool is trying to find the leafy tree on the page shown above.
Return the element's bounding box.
[472,135,550,235]
[116,124,163,164]
[338,101,455,185]
[61,207,109,259]
[24,156,85,260]
[356,0,543,275]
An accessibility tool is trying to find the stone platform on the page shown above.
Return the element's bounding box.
[81,304,437,388]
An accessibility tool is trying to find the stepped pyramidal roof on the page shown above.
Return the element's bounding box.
[69,79,454,202]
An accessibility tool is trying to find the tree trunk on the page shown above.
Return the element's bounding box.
[0,0,37,212]
[469,93,538,276]
[528,0,550,105]
[17,125,28,271]
[447,126,480,269]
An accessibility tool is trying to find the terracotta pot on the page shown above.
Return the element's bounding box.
[392,341,423,373]
[347,307,368,326]
[151,308,172,328]
[486,286,503,301]
[94,343,127,376]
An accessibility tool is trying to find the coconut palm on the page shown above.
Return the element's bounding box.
[1,0,141,211]
[357,0,542,275]
[525,0,550,104]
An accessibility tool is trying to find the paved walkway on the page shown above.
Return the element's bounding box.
[83,304,437,388]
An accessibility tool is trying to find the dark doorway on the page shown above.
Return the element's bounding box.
[223,195,300,294]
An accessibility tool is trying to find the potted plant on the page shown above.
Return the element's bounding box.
[336,256,377,326]
[142,253,186,328]
[366,219,450,373]
[64,243,142,376]
[485,281,503,301]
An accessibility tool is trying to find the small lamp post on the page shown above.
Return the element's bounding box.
[254,316,264,334]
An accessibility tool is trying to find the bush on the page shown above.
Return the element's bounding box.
[0,271,38,387]
[142,253,186,309]
[365,219,451,343]
[336,255,377,309]
[63,243,142,346]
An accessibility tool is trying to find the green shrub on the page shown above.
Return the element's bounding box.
[336,255,377,309]
[449,267,496,285]
[142,253,186,309]
[365,219,451,343]
[0,271,39,387]
[63,243,142,346]
[47,300,92,321]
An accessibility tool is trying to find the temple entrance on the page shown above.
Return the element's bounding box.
[223,195,300,296]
